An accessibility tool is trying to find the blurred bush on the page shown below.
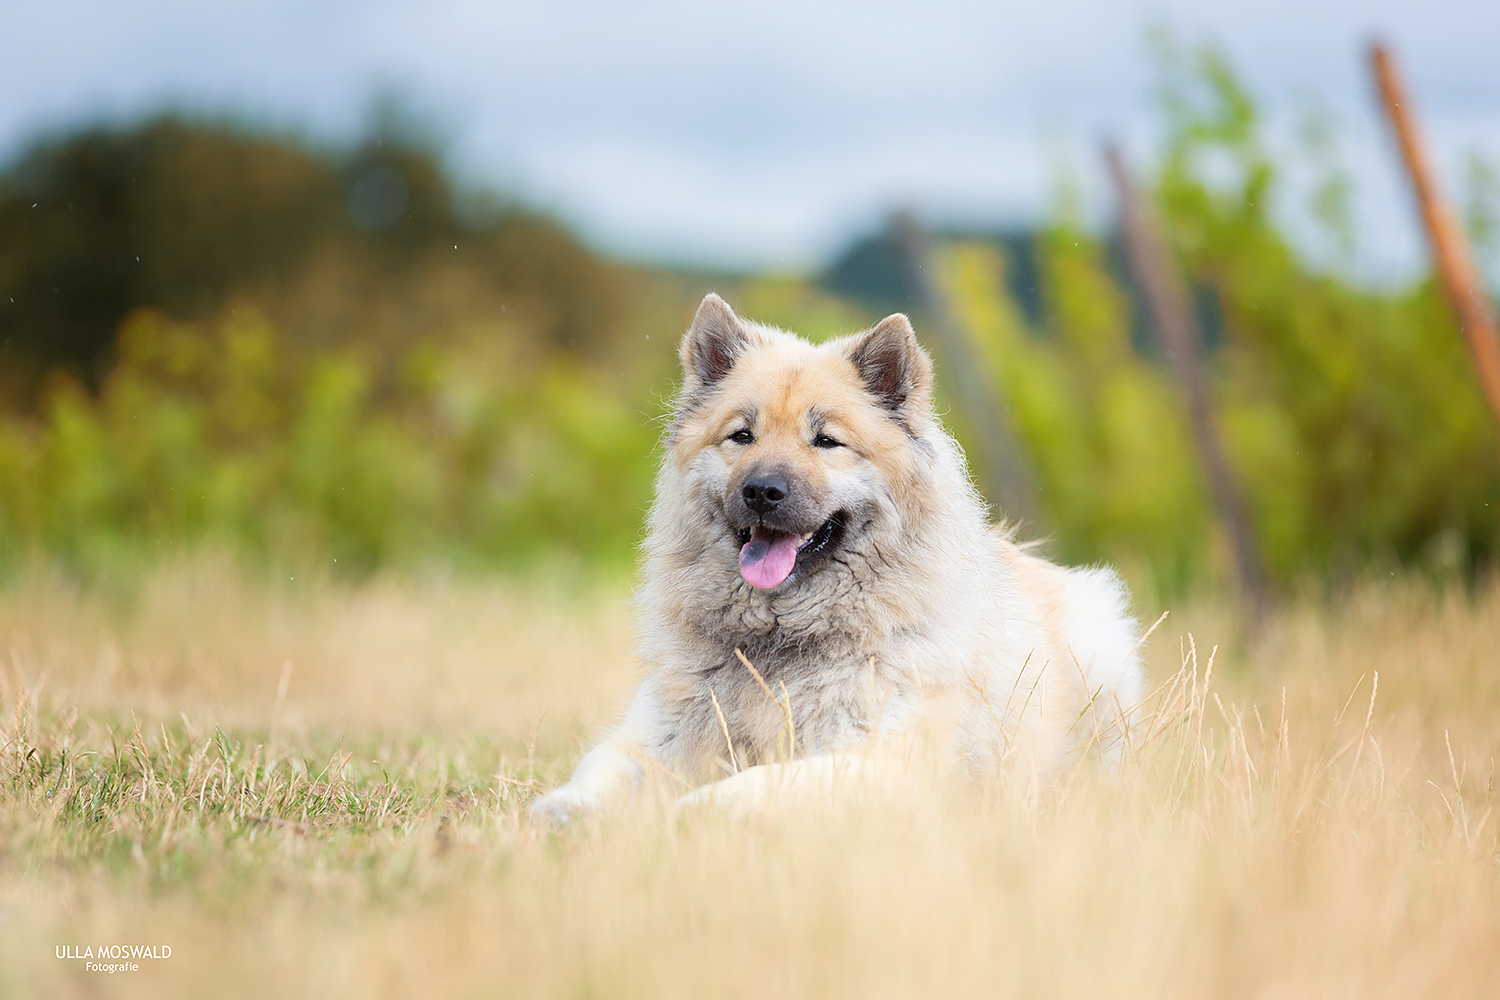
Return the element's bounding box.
[940,235,1214,596]
[0,114,678,574]
[1153,44,1500,580]
[0,308,659,571]
[0,116,623,409]
[3,47,1498,588]
[936,42,1500,593]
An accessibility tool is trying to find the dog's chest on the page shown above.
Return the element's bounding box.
[664,647,894,776]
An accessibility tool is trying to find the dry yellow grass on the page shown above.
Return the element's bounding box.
[2,556,1498,999]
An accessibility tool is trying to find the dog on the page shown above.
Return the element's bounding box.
[530,294,1143,824]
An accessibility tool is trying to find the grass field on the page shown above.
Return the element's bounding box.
[2,555,1498,998]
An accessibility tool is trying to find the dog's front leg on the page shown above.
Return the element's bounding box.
[675,751,908,816]
[529,677,675,827]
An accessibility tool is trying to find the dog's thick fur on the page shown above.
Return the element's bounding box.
[531,295,1142,824]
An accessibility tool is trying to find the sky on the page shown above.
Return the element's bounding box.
[5,0,1500,276]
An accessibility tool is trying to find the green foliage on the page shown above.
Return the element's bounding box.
[939,41,1500,593]
[942,237,1213,594]
[0,116,623,409]
[0,309,661,571]
[1153,42,1500,577]
[4,47,1498,587]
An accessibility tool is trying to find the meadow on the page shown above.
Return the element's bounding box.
[3,40,1500,998]
[2,556,1497,999]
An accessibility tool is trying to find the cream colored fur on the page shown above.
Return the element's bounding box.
[531,294,1142,824]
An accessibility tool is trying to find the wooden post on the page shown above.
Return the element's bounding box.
[1103,144,1268,616]
[889,211,1042,527]
[1371,41,1500,434]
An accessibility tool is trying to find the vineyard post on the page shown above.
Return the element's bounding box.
[890,210,1042,527]
[1103,143,1268,618]
[1371,41,1500,435]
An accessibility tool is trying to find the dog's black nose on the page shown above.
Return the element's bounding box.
[742,475,788,515]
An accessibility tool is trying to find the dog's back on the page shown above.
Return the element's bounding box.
[996,533,1143,764]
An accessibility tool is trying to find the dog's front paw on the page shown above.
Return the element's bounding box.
[528,787,594,829]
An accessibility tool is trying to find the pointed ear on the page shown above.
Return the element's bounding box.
[679,293,750,399]
[847,313,932,421]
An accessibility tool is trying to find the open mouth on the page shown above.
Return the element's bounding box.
[735,511,848,589]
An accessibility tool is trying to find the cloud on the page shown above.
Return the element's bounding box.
[4,0,1498,273]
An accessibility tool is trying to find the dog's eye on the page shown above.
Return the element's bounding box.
[812,433,843,449]
[728,428,754,445]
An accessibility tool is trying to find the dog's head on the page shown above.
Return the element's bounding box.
[666,293,937,594]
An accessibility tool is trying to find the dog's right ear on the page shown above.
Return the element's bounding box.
[679,294,750,399]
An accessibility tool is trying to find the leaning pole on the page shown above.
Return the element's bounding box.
[1103,143,1268,618]
[1371,41,1500,441]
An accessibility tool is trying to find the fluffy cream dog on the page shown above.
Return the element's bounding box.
[531,294,1142,824]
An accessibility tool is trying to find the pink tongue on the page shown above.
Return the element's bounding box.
[739,527,800,589]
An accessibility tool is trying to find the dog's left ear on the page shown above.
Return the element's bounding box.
[847,314,933,422]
